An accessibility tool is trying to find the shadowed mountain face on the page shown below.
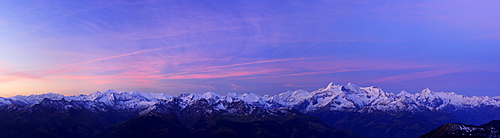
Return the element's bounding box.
[421,120,500,138]
[100,100,360,138]
[0,98,360,138]
[0,99,134,138]
[307,110,463,138]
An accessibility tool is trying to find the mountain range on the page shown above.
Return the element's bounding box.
[1,82,499,137]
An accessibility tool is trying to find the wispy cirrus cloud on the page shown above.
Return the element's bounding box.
[124,57,320,80]
[201,57,323,71]
[368,69,466,83]
[228,83,242,91]
[472,31,500,40]
[2,41,194,82]
[0,75,17,83]
[163,68,288,80]
[59,45,187,69]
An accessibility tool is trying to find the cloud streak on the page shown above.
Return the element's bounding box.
[162,68,288,80]
[59,44,187,69]
[201,57,322,70]
[368,69,465,83]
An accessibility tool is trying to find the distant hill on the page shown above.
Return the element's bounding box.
[421,120,500,138]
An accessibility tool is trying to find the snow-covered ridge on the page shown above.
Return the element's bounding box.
[1,83,499,114]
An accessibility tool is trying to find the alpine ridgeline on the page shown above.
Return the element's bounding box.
[1,83,499,137]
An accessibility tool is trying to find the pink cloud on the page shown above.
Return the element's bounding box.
[472,32,500,40]
[284,83,316,87]
[229,83,242,91]
[0,76,17,82]
[94,80,112,85]
[264,59,434,77]
[59,44,187,69]
[3,52,440,91]
[288,69,374,76]
[201,57,322,70]
[6,65,100,80]
[162,68,288,80]
[1,44,460,93]
[51,75,103,80]
[368,69,465,83]
[135,57,322,80]
[155,83,216,92]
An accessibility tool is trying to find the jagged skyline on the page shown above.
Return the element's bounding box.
[3,83,499,111]
[1,0,499,97]
[2,82,499,137]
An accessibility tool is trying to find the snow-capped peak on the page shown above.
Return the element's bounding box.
[232,93,268,104]
[323,82,341,91]
[325,82,335,89]
[397,90,409,97]
[421,88,433,94]
[312,82,343,96]
[202,91,221,99]
[344,82,360,91]
[272,89,310,106]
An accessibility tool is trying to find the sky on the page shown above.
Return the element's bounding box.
[0,0,499,97]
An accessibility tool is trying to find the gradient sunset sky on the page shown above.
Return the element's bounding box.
[1,0,499,97]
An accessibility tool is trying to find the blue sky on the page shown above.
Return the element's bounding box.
[0,0,499,97]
